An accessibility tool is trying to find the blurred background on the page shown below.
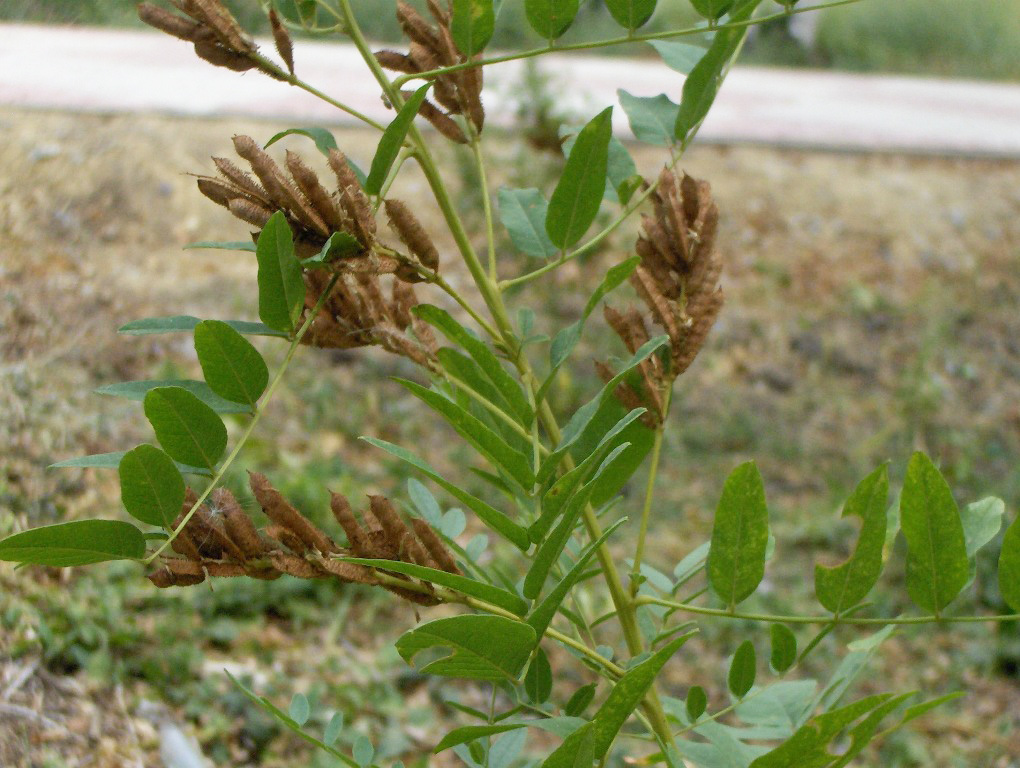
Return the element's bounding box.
[1,1,1019,767]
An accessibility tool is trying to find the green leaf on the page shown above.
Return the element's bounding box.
[525,647,553,703]
[618,90,679,146]
[289,693,310,726]
[0,520,145,566]
[366,82,432,196]
[362,438,530,550]
[999,514,1020,612]
[265,126,338,157]
[415,305,532,425]
[546,107,613,249]
[194,320,269,408]
[707,461,770,609]
[396,615,536,681]
[961,497,1004,559]
[353,735,373,768]
[524,444,631,599]
[541,723,595,768]
[527,520,626,640]
[435,724,525,754]
[50,450,209,476]
[118,444,184,528]
[118,316,286,337]
[571,396,654,508]
[814,464,889,615]
[674,2,760,144]
[144,386,228,470]
[498,187,559,260]
[183,240,257,252]
[397,379,535,490]
[96,379,251,414]
[324,712,344,746]
[605,0,656,30]
[686,685,707,720]
[225,672,358,768]
[588,634,693,757]
[339,558,529,616]
[900,452,969,614]
[728,640,757,698]
[650,40,708,74]
[452,0,495,56]
[565,683,597,717]
[769,624,797,674]
[689,0,733,20]
[524,0,579,39]
[256,211,305,333]
[300,231,363,269]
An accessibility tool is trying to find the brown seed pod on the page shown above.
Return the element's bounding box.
[228,198,273,228]
[265,523,308,554]
[212,487,265,560]
[213,156,271,203]
[193,503,247,561]
[396,1,440,49]
[149,565,206,588]
[286,151,346,232]
[330,491,372,554]
[414,98,468,144]
[369,495,412,555]
[384,199,440,271]
[375,49,419,75]
[249,472,338,554]
[138,3,207,42]
[269,9,295,75]
[269,552,324,579]
[318,557,380,585]
[411,519,461,575]
[197,176,240,207]
[193,41,256,72]
[191,0,254,53]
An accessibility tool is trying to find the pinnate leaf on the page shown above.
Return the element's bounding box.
[900,452,969,614]
[0,520,145,566]
[605,0,656,30]
[144,386,227,470]
[256,211,305,333]
[396,615,536,681]
[707,461,770,609]
[118,444,184,528]
[814,464,889,614]
[546,107,613,249]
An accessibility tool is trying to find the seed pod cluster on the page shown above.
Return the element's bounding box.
[599,171,724,426]
[137,1,288,80]
[374,0,485,143]
[149,475,458,608]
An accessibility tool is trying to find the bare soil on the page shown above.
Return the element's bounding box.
[2,107,1020,766]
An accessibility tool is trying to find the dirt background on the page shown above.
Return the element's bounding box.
[2,106,1020,766]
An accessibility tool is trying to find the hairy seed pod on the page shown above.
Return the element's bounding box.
[197,177,240,207]
[414,98,468,144]
[369,495,411,554]
[265,523,308,555]
[193,504,247,561]
[401,531,437,569]
[390,281,417,329]
[149,565,206,588]
[138,3,206,42]
[191,0,254,53]
[327,149,361,194]
[212,487,264,560]
[330,492,372,554]
[285,151,346,231]
[426,0,450,26]
[318,557,380,585]
[193,41,256,72]
[228,198,273,228]
[269,8,294,75]
[213,156,270,202]
[232,136,326,233]
[396,1,440,49]
[411,519,461,575]
[269,552,323,579]
[375,49,419,75]
[249,472,338,554]
[385,199,440,271]
[630,266,682,343]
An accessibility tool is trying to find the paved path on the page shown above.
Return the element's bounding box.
[4,23,1020,156]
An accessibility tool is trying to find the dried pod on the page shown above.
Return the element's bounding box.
[197,177,240,207]
[249,471,338,554]
[375,49,418,75]
[269,552,324,579]
[213,156,270,202]
[369,495,412,556]
[330,491,372,554]
[265,523,309,555]
[149,565,206,588]
[401,531,437,569]
[411,519,461,575]
[318,557,380,585]
[269,9,295,76]
[138,3,207,42]
[385,199,440,271]
[191,0,254,53]
[414,98,469,144]
[396,1,440,49]
[193,41,256,72]
[228,198,273,228]
[286,151,346,231]
[212,488,264,560]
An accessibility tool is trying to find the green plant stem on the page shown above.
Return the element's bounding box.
[391,0,864,87]
[145,273,341,565]
[439,368,542,449]
[469,132,499,280]
[631,388,671,596]
[634,596,1020,626]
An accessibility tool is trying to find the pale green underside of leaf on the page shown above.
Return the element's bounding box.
[118,315,286,337]
[0,520,145,566]
[50,451,210,476]
[96,379,251,414]
[498,187,559,260]
[396,615,536,681]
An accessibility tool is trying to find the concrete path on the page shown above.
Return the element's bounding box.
[4,23,1020,156]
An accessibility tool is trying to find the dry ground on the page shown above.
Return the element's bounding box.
[1,107,1019,766]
